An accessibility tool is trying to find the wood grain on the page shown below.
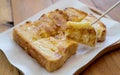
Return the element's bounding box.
[91,0,120,22]
[0,50,20,75]
[0,0,12,24]
[11,0,52,25]
[74,42,120,75]
[0,0,12,32]
[81,49,120,75]
[0,0,120,75]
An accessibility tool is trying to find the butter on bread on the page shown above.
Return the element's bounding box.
[65,21,96,46]
[82,14,106,42]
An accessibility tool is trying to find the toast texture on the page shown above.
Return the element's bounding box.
[65,21,96,46]
[82,14,106,42]
[13,7,106,72]
[13,21,78,72]
[13,28,78,72]
[64,7,88,21]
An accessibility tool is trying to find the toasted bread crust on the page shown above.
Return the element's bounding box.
[13,28,78,72]
[13,7,106,72]
[64,7,88,22]
[82,14,106,42]
[65,21,97,46]
[13,28,49,68]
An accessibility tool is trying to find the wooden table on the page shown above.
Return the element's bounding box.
[0,0,120,75]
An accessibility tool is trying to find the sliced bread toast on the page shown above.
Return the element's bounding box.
[82,14,106,42]
[64,7,88,22]
[13,27,78,72]
[65,21,97,46]
[13,7,106,72]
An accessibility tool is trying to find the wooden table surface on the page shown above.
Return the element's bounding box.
[0,0,120,75]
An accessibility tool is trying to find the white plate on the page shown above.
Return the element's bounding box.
[0,0,120,75]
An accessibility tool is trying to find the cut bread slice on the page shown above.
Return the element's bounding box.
[13,26,78,72]
[82,14,106,42]
[13,7,106,72]
[64,7,88,22]
[65,21,97,46]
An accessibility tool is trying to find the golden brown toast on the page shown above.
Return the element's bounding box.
[47,9,68,36]
[13,27,78,72]
[65,21,97,46]
[64,7,88,22]
[34,14,58,38]
[13,7,106,72]
[82,14,106,42]
[13,20,78,72]
[47,9,68,27]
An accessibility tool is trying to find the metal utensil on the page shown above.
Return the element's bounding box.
[91,1,120,25]
[0,49,24,75]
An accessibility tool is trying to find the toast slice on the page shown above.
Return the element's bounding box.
[13,26,78,72]
[65,21,97,46]
[64,7,88,22]
[82,14,106,42]
[47,9,68,34]
[34,14,58,38]
[47,9,68,27]
[13,7,106,72]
